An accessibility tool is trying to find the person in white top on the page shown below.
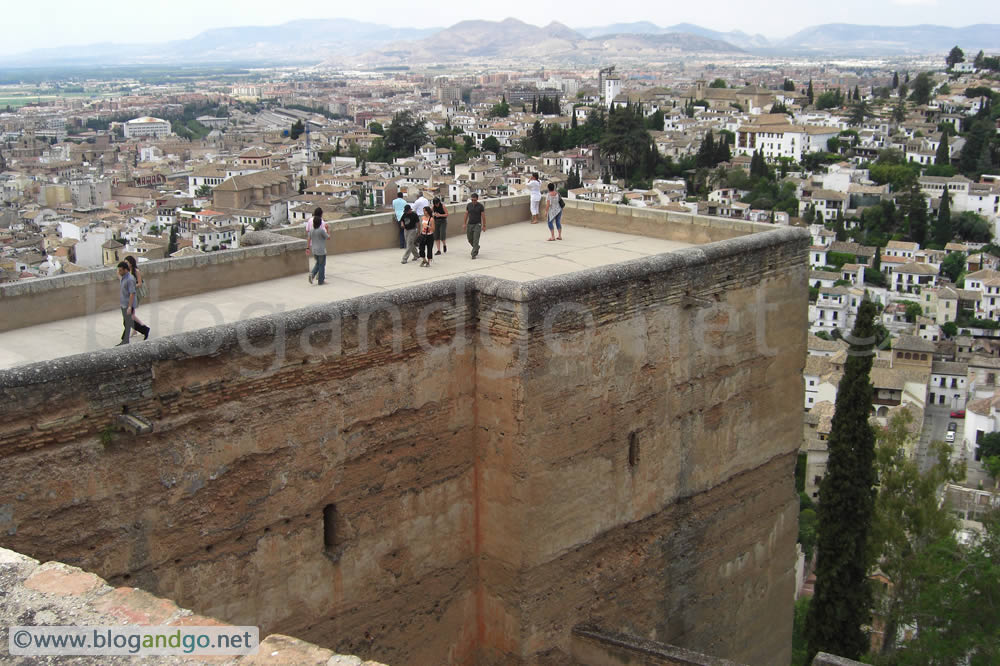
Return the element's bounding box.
[412,191,430,218]
[527,173,542,224]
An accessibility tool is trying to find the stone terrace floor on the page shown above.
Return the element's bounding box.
[0,222,692,369]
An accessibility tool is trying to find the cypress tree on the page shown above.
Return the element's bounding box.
[807,79,814,106]
[935,130,950,166]
[872,246,881,273]
[934,188,952,246]
[806,299,878,663]
[167,223,178,255]
[891,71,899,89]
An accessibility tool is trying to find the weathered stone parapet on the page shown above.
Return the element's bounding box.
[0,547,386,665]
[0,204,808,665]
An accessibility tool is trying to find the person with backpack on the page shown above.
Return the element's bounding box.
[400,204,420,264]
[124,255,150,340]
[544,182,563,241]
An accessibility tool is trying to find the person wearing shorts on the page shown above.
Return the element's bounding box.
[418,208,436,267]
[432,197,448,255]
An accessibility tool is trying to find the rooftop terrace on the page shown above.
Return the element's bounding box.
[0,223,691,369]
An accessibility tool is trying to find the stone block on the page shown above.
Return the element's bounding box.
[92,586,183,625]
[24,561,106,597]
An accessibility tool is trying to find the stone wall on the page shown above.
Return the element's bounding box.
[0,282,481,665]
[0,209,809,665]
[473,228,806,665]
[570,625,744,665]
[0,547,385,665]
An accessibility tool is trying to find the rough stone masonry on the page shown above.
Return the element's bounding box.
[0,209,809,665]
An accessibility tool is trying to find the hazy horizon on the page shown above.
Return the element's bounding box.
[2,0,997,56]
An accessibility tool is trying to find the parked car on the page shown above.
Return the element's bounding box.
[951,410,966,419]
[948,422,958,432]
[945,431,956,443]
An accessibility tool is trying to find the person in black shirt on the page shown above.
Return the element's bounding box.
[400,204,420,264]
[463,193,486,259]
[432,197,449,255]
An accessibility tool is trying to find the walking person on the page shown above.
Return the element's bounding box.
[392,191,408,249]
[463,193,486,259]
[400,204,420,264]
[307,210,330,285]
[418,207,436,267]
[527,173,542,224]
[115,261,137,346]
[432,197,448,255]
[124,255,150,340]
[544,182,563,241]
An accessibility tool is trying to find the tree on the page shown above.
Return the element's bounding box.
[892,97,906,124]
[946,45,965,68]
[935,130,950,166]
[481,136,501,154]
[940,251,966,283]
[645,109,664,131]
[195,184,213,198]
[488,95,510,118]
[290,119,304,140]
[600,105,651,178]
[933,188,952,246]
[783,78,795,91]
[298,176,306,194]
[901,183,928,246]
[909,72,933,106]
[696,130,717,168]
[904,302,923,323]
[942,321,959,337]
[806,299,878,663]
[872,247,882,274]
[167,223,178,255]
[807,79,814,106]
[368,121,384,135]
[974,49,986,68]
[868,409,965,660]
[891,71,899,89]
[709,78,727,88]
[384,110,429,158]
[849,100,872,126]
[953,211,994,243]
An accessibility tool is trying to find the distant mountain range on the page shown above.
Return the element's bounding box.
[2,18,999,67]
[346,18,743,66]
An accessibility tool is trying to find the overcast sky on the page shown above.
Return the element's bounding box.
[1,0,991,56]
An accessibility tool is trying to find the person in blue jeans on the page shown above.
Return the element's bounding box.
[544,182,563,241]
[392,191,408,248]
[307,211,330,285]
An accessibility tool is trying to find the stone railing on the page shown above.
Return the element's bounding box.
[0,546,386,665]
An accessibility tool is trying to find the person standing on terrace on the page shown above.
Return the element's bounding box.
[307,209,330,285]
[115,261,136,346]
[527,172,542,224]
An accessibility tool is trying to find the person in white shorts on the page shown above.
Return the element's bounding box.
[527,173,542,224]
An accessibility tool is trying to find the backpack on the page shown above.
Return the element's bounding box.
[558,195,565,209]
